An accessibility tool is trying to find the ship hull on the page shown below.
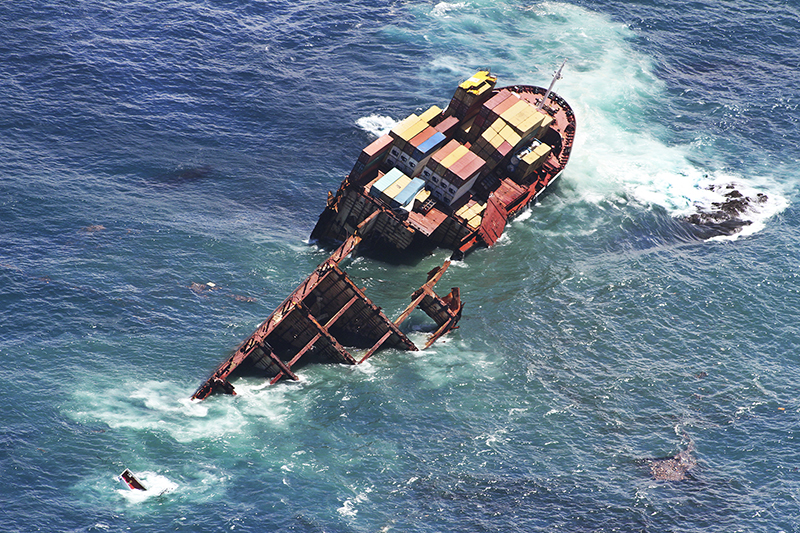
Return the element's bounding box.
[311,82,576,259]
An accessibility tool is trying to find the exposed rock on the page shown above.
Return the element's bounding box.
[682,183,767,236]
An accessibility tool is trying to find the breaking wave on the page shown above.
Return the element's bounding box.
[431,2,468,18]
[356,114,397,138]
[403,1,791,238]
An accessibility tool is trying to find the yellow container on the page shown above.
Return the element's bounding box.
[534,142,552,158]
[400,119,428,142]
[441,145,469,169]
[501,100,532,127]
[538,115,554,135]
[414,188,431,207]
[489,117,506,134]
[518,112,545,137]
[419,105,443,124]
[391,114,421,139]
[382,175,412,201]
[500,124,521,147]
[488,130,504,149]
[455,202,472,218]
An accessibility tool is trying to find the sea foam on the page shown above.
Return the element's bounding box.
[406,1,788,238]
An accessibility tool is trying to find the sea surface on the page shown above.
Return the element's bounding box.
[1,1,799,531]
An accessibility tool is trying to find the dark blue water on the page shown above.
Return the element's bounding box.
[2,1,799,531]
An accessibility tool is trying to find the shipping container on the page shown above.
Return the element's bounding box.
[390,114,421,139]
[434,116,459,136]
[419,105,443,124]
[369,168,406,198]
[399,118,429,142]
[381,174,413,204]
[391,177,427,208]
[441,145,469,169]
[416,130,446,155]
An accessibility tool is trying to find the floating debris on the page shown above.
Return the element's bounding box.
[118,468,147,491]
[647,434,697,481]
[82,224,106,232]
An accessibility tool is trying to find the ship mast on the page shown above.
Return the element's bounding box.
[536,59,566,111]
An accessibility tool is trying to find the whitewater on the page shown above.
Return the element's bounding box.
[1,1,798,532]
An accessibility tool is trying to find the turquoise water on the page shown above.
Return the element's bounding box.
[1,1,798,531]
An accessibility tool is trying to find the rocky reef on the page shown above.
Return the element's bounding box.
[683,183,768,236]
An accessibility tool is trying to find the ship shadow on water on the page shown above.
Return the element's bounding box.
[310,234,443,268]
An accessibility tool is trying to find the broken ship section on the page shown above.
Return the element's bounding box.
[193,70,574,400]
[192,213,463,400]
[311,69,576,259]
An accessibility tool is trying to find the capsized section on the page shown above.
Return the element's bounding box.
[192,213,463,400]
[392,261,463,351]
[118,469,147,491]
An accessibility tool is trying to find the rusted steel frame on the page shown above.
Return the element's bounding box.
[270,293,360,385]
[326,232,362,267]
[393,287,431,328]
[297,301,358,364]
[394,263,450,324]
[394,261,451,326]
[423,319,457,349]
[190,329,266,399]
[506,187,538,217]
[263,346,299,381]
[192,233,366,400]
[422,288,463,349]
[357,330,394,364]
[325,265,417,352]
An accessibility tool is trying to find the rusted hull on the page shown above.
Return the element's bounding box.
[192,214,463,400]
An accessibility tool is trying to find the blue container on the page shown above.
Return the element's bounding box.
[369,168,405,198]
[417,131,446,156]
[391,178,427,208]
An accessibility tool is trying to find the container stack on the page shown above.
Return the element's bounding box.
[370,168,411,205]
[418,105,443,124]
[455,199,487,229]
[369,169,429,211]
[469,90,555,169]
[391,177,427,209]
[419,139,487,205]
[387,111,449,176]
[350,133,394,182]
[472,89,554,142]
[444,71,497,120]
[471,116,520,165]
[510,141,552,181]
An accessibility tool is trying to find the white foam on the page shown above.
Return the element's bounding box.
[356,114,397,137]
[116,471,178,503]
[431,2,468,18]
[69,379,293,443]
[337,487,372,518]
[407,1,788,237]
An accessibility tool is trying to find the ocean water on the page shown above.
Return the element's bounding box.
[1,0,798,531]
